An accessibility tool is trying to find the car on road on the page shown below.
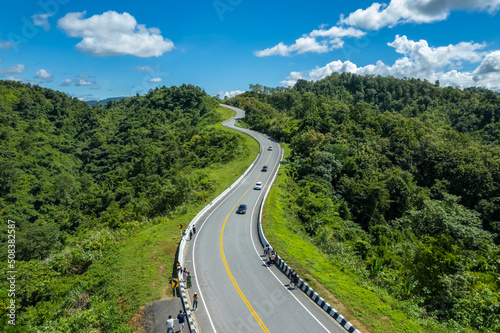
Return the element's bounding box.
[262,165,268,172]
[268,146,273,151]
[254,182,262,190]
[236,204,247,214]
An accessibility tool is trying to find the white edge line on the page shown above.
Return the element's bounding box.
[191,113,266,333]
[249,146,333,333]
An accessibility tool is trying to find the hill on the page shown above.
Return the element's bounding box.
[228,74,500,332]
[86,97,126,106]
[0,81,256,331]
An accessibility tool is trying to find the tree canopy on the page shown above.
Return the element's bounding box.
[0,81,243,331]
[228,73,500,332]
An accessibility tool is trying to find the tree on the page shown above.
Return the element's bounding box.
[17,223,61,260]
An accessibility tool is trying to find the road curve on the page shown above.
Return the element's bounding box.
[184,105,346,333]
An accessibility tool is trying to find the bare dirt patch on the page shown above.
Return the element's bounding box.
[127,305,146,332]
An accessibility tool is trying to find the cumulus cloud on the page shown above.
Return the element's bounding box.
[473,50,500,79]
[58,11,175,57]
[6,76,23,82]
[217,90,245,99]
[73,79,100,89]
[32,13,53,31]
[339,0,500,30]
[282,35,500,91]
[148,77,162,83]
[59,78,100,89]
[472,51,500,90]
[60,78,72,87]
[35,69,54,81]
[281,71,304,87]
[255,25,365,57]
[309,26,366,38]
[0,64,26,76]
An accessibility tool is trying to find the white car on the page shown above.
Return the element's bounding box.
[268,146,273,151]
[254,182,263,190]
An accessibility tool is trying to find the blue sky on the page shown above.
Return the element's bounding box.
[1,0,500,100]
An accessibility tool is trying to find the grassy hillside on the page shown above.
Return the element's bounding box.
[230,74,500,332]
[0,81,259,332]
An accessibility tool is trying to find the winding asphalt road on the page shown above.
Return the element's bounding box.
[183,105,346,333]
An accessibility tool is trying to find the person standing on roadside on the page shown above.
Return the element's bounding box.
[289,270,296,287]
[166,315,175,333]
[290,270,298,288]
[267,245,273,258]
[192,292,199,310]
[177,310,186,332]
[176,263,182,275]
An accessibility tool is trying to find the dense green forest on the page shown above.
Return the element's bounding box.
[0,81,245,331]
[227,74,500,332]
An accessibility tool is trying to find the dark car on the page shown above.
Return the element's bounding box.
[236,204,247,214]
[262,165,268,172]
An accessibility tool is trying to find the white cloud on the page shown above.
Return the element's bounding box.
[473,50,500,79]
[32,13,53,31]
[217,90,245,99]
[6,76,23,82]
[281,71,304,87]
[75,79,93,86]
[0,64,26,76]
[59,78,100,90]
[472,51,500,90]
[136,66,157,72]
[148,77,162,83]
[387,35,486,75]
[254,25,365,57]
[256,36,330,57]
[58,11,175,57]
[35,69,54,81]
[309,26,366,38]
[340,0,500,30]
[0,41,13,50]
[282,35,500,91]
[60,78,72,87]
[255,42,290,57]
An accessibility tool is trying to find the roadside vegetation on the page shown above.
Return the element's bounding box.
[0,81,258,332]
[228,74,500,333]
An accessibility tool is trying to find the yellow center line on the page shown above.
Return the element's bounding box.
[219,148,273,332]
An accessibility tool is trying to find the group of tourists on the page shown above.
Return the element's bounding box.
[168,242,301,332]
[263,244,277,266]
[166,310,186,333]
[264,244,300,288]
[165,292,199,332]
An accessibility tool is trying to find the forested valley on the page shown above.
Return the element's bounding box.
[0,81,247,332]
[227,73,500,332]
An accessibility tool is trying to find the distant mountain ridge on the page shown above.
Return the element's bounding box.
[86,97,126,106]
